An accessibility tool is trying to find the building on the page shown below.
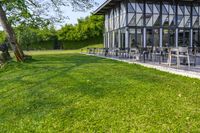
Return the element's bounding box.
[94,0,200,50]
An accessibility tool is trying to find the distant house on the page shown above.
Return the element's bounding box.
[94,0,200,49]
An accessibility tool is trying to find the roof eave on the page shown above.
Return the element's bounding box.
[93,0,121,15]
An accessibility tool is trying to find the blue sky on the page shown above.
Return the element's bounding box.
[58,0,105,27]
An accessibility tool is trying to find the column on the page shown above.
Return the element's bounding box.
[143,27,146,47]
[118,29,121,48]
[175,28,178,47]
[125,27,129,48]
[103,33,106,48]
[190,29,193,47]
[107,33,110,48]
[159,28,163,47]
[113,31,115,48]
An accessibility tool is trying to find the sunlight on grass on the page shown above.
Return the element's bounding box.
[24,50,80,55]
[0,52,200,132]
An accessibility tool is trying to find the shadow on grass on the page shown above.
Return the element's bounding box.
[0,54,111,120]
[0,53,200,132]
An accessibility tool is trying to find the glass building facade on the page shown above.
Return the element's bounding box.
[94,0,200,49]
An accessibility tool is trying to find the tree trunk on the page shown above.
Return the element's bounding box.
[0,4,25,61]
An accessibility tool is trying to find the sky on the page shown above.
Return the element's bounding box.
[57,0,105,28]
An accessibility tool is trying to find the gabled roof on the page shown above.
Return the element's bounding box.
[94,0,199,15]
[94,0,122,15]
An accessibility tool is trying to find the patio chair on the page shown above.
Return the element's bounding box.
[188,46,197,66]
[139,47,149,63]
[152,47,165,64]
[108,48,116,57]
[168,47,190,68]
[114,48,120,57]
[87,48,96,54]
[87,48,92,54]
[118,48,127,58]
[104,48,109,56]
[129,48,140,60]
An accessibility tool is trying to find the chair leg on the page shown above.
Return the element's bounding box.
[187,55,190,68]
[177,56,180,68]
[152,54,155,63]
[159,55,161,64]
[194,56,196,66]
[143,53,146,63]
[169,54,171,67]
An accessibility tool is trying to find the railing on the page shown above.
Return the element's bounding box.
[85,46,199,67]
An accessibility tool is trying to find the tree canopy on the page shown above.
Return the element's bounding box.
[0,0,98,61]
[57,15,104,41]
[1,0,97,27]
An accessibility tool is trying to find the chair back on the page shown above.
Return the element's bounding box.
[188,47,197,55]
[178,47,188,54]
[130,48,139,53]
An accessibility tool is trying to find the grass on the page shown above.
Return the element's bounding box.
[0,51,200,132]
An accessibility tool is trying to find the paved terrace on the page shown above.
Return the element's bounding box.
[85,53,200,80]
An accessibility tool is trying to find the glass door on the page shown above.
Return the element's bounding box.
[120,29,126,49]
[184,29,190,47]
[193,29,199,47]
[153,28,159,47]
[114,30,119,48]
[163,29,169,47]
[179,29,190,47]
[136,28,143,48]
[169,29,175,47]
[129,28,136,48]
[146,29,153,48]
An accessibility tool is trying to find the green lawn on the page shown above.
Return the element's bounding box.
[0,51,200,132]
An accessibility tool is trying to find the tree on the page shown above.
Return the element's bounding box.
[16,25,38,51]
[57,15,104,41]
[0,0,96,61]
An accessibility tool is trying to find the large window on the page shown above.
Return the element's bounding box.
[114,6,120,30]
[193,5,199,28]
[105,14,109,32]
[193,30,200,47]
[128,0,144,27]
[109,32,113,48]
[146,3,153,27]
[120,1,126,27]
[105,33,109,48]
[146,29,153,47]
[120,29,126,48]
[114,30,119,48]
[136,3,144,26]
[162,4,169,27]
[153,29,159,47]
[169,29,175,47]
[177,5,184,27]
[136,29,143,47]
[109,9,114,31]
[129,28,136,48]
[184,5,191,28]
[153,4,160,27]
[128,0,136,26]
[163,29,169,47]
[179,29,190,46]
[169,5,176,27]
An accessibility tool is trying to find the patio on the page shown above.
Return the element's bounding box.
[85,47,200,79]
